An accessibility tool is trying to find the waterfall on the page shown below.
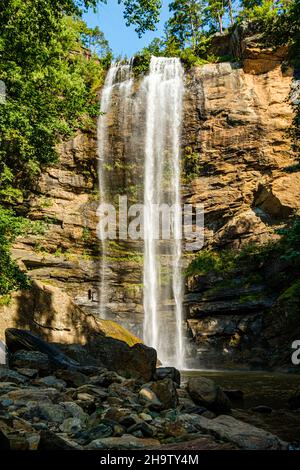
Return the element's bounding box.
[143,57,185,369]
[97,62,134,319]
[97,57,186,369]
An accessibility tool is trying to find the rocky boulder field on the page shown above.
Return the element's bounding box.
[0,328,294,451]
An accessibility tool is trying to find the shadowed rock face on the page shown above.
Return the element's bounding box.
[0,282,156,381]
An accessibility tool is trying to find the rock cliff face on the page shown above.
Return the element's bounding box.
[183,60,298,249]
[11,29,300,368]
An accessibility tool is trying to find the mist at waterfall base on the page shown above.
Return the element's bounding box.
[97,57,188,370]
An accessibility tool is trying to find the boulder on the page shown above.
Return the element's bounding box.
[87,434,160,450]
[194,415,287,450]
[187,377,231,412]
[139,388,162,411]
[9,350,49,373]
[154,367,181,386]
[39,430,83,450]
[139,379,178,411]
[0,387,60,405]
[0,280,142,348]
[6,327,156,382]
[60,417,83,434]
[6,329,80,370]
[60,402,88,422]
[80,336,157,381]
[25,403,66,424]
[0,367,27,385]
[34,376,67,391]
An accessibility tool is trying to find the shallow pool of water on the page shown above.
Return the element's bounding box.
[181,370,300,442]
[182,369,300,409]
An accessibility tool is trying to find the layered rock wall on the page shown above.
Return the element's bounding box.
[10,29,300,367]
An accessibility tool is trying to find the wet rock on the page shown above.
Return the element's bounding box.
[90,371,123,387]
[139,379,178,411]
[154,367,181,386]
[76,397,96,415]
[103,407,131,424]
[76,393,95,403]
[106,396,124,407]
[25,403,66,424]
[81,423,114,443]
[87,434,160,450]
[76,384,108,401]
[194,415,287,450]
[139,387,162,411]
[15,368,38,379]
[60,417,83,434]
[119,414,141,430]
[1,387,60,405]
[139,412,153,423]
[0,367,27,385]
[187,377,231,412]
[127,422,155,438]
[163,420,187,438]
[56,369,89,388]
[34,375,67,391]
[9,350,49,373]
[39,430,83,450]
[6,329,80,371]
[60,402,88,422]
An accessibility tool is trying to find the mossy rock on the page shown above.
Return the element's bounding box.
[279,279,300,303]
[96,319,141,348]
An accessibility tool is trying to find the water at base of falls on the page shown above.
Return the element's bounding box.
[97,57,186,370]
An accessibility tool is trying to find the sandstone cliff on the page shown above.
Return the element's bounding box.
[9,27,300,369]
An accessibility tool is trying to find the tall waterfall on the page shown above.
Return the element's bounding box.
[97,57,185,369]
[143,57,185,369]
[97,63,134,318]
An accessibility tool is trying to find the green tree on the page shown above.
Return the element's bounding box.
[166,0,207,51]
[206,0,226,33]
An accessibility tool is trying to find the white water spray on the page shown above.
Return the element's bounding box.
[143,57,185,369]
[97,63,134,318]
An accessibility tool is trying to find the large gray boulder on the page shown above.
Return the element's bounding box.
[187,376,231,412]
[194,415,287,450]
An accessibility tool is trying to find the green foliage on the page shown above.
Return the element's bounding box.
[183,148,203,180]
[279,278,300,302]
[0,207,36,295]
[185,242,275,276]
[0,3,110,204]
[167,0,207,50]
[186,216,300,278]
[278,217,300,265]
[121,0,162,37]
[239,0,279,21]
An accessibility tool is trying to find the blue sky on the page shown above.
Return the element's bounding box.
[83,0,171,58]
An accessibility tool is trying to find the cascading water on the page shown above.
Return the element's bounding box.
[97,62,134,319]
[97,57,186,369]
[143,57,185,369]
